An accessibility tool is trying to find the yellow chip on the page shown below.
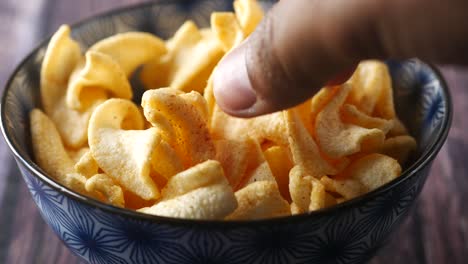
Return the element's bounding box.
[31,109,77,181]
[211,105,287,145]
[237,138,276,189]
[388,118,409,137]
[67,147,90,164]
[141,160,236,219]
[88,99,161,200]
[89,32,166,76]
[378,135,417,165]
[289,166,314,212]
[215,139,250,188]
[151,139,184,179]
[263,145,293,201]
[203,75,216,125]
[140,21,224,93]
[40,25,82,114]
[285,110,338,178]
[40,25,103,148]
[320,176,366,200]
[341,104,394,134]
[85,173,125,207]
[290,202,303,215]
[74,150,99,178]
[346,153,402,191]
[211,12,244,51]
[233,0,264,36]
[139,183,237,219]
[315,84,385,158]
[142,88,215,167]
[66,51,132,110]
[180,91,210,123]
[161,160,225,200]
[347,60,391,115]
[309,180,326,211]
[288,165,327,212]
[227,181,290,220]
[30,109,99,199]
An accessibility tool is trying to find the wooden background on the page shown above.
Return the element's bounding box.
[0,0,467,263]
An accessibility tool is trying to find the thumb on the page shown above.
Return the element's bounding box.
[213,0,468,117]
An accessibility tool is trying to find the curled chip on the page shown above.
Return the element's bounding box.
[215,139,250,188]
[211,104,288,145]
[233,0,264,36]
[139,184,236,219]
[74,150,99,178]
[31,109,78,182]
[142,88,215,168]
[211,12,244,51]
[140,21,224,92]
[263,145,293,201]
[30,109,99,199]
[139,160,237,219]
[85,173,125,207]
[315,84,385,158]
[341,104,394,134]
[227,181,290,220]
[41,25,103,148]
[346,61,390,115]
[378,135,417,164]
[180,91,210,123]
[40,25,82,113]
[237,138,276,190]
[285,110,338,178]
[289,166,327,212]
[88,99,161,200]
[347,153,402,191]
[151,139,184,180]
[67,147,90,164]
[66,51,132,110]
[161,160,225,199]
[90,32,167,76]
[320,176,366,200]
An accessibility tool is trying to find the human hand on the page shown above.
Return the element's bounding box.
[213,0,468,117]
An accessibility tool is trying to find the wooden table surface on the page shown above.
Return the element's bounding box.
[1,1,467,263]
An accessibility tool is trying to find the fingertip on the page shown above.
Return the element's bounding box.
[213,43,258,115]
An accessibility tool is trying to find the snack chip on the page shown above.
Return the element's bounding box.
[40,25,102,148]
[66,51,132,110]
[227,181,290,220]
[233,0,264,36]
[211,12,244,51]
[315,84,385,158]
[88,99,161,200]
[85,173,125,207]
[140,21,224,92]
[142,88,215,167]
[31,0,417,220]
[139,160,237,219]
[89,32,167,76]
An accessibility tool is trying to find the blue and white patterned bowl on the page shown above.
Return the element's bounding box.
[0,1,452,263]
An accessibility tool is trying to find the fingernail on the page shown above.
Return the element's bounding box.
[213,43,257,112]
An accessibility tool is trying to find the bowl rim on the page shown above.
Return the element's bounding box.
[0,1,453,227]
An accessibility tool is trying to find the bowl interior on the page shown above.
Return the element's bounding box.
[1,0,451,219]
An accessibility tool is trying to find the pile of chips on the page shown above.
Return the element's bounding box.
[30,0,416,220]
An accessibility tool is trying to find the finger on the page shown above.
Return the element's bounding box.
[213,0,468,117]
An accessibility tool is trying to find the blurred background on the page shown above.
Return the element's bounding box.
[0,0,467,263]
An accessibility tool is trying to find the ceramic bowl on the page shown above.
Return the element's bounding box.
[0,1,452,263]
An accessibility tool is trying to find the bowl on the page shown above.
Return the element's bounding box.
[0,1,452,263]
